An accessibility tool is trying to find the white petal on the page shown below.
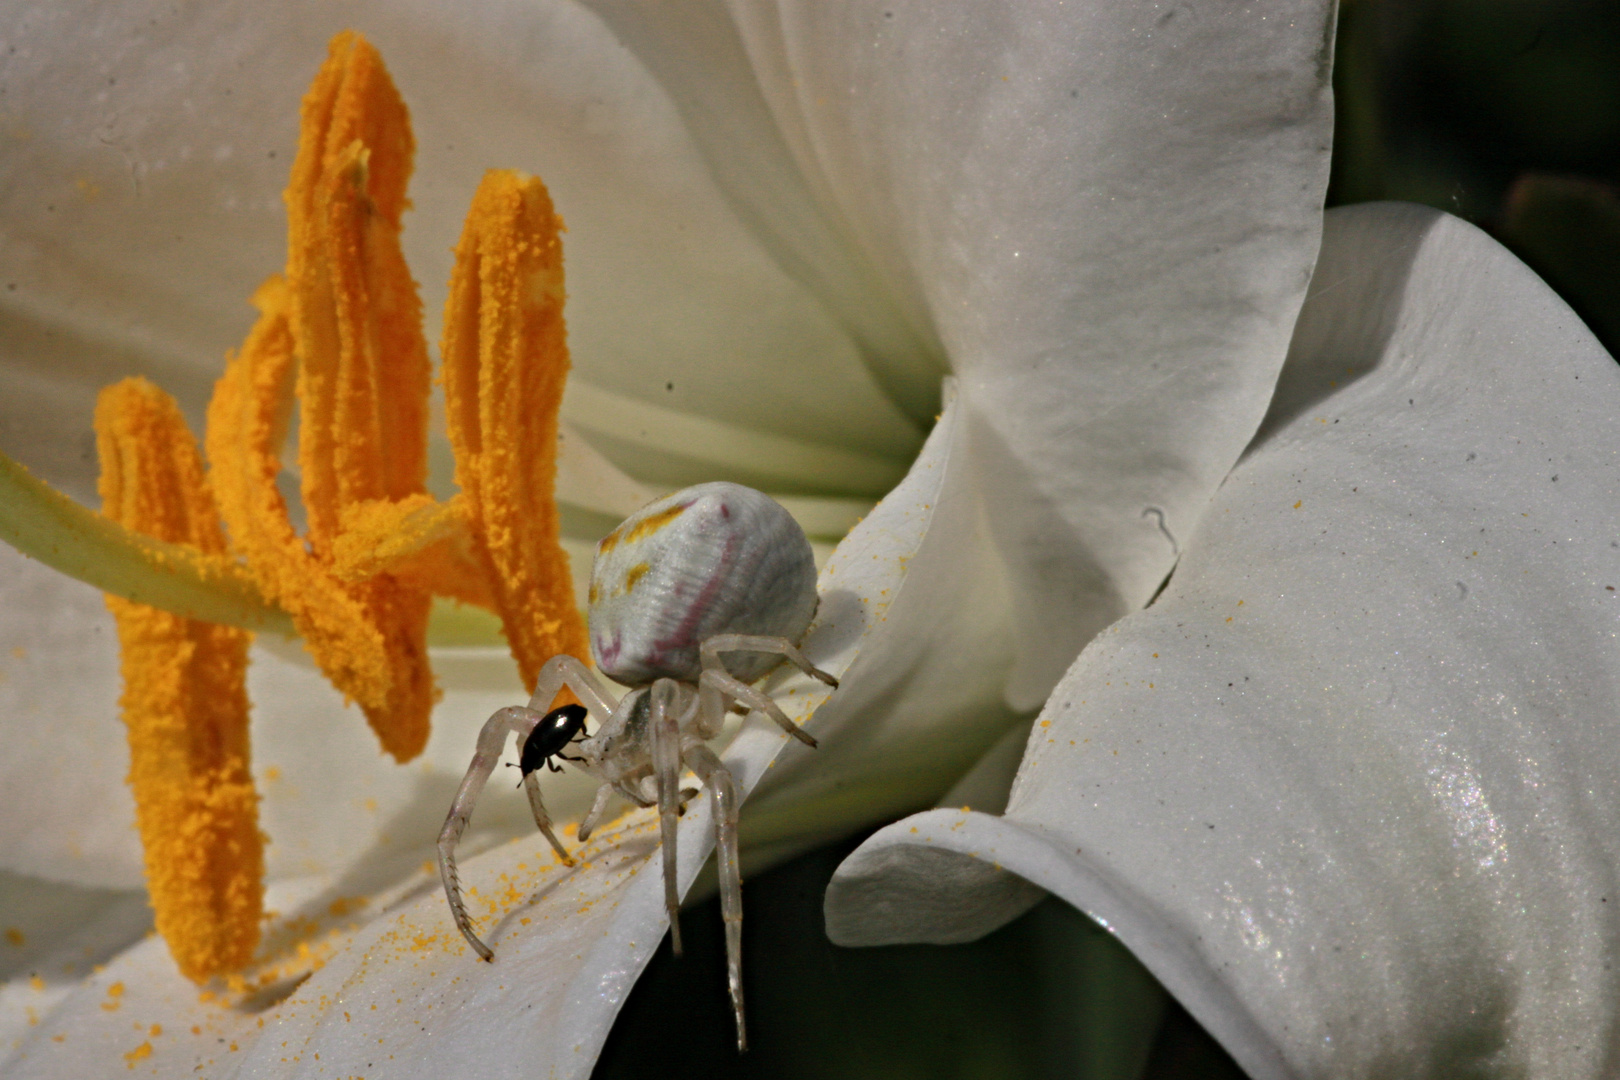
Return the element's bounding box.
[0,0,917,503]
[0,547,139,887]
[1,875,373,1079]
[590,0,1337,705]
[580,0,948,424]
[2,387,1021,1080]
[827,204,1620,1079]
[0,872,150,1060]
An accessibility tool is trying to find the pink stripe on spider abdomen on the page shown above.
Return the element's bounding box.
[650,529,738,662]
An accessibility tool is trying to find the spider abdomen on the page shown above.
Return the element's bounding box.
[588,482,817,685]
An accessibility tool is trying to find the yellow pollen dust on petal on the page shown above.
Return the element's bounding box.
[441,169,589,691]
[95,378,262,984]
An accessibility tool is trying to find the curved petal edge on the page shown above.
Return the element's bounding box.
[827,203,1620,1080]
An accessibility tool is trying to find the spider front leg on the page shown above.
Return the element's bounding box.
[438,656,618,961]
[686,744,747,1052]
[647,678,692,956]
[438,704,545,961]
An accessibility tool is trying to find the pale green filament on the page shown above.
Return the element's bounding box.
[0,450,294,635]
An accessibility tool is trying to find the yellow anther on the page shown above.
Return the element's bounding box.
[441,169,588,693]
[10,32,594,984]
[95,378,262,983]
[207,34,442,762]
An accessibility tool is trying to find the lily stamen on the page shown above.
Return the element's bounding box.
[22,29,587,984]
[95,377,262,983]
[440,169,588,692]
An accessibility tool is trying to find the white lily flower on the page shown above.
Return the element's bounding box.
[829,203,1620,1078]
[0,0,1336,1076]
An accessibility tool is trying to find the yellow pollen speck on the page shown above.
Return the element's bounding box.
[123,1041,152,1068]
[4,927,23,946]
[1293,500,1303,509]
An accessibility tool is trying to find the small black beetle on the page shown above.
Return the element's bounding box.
[516,703,588,780]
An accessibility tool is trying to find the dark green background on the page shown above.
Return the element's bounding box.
[595,3,1620,1077]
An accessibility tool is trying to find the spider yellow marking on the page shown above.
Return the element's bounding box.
[96,378,262,983]
[623,562,651,594]
[624,503,688,546]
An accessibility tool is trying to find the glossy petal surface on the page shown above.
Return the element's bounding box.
[828,204,1620,1079]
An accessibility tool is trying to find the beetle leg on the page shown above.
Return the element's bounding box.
[686,744,745,1052]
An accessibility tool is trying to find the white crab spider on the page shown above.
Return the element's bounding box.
[437,481,837,1052]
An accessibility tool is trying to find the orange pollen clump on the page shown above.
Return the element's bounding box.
[82,29,587,982]
[95,378,262,983]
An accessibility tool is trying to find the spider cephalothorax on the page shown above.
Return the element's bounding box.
[437,482,836,1052]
